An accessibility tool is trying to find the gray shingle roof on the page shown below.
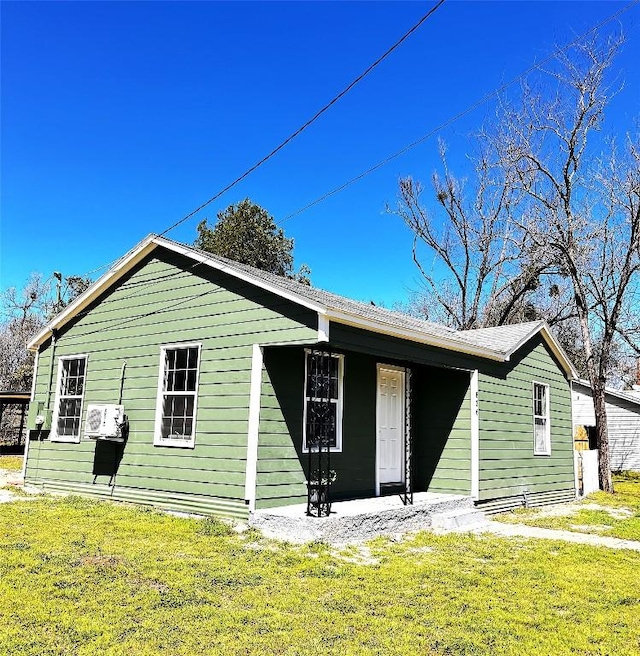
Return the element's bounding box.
[171,238,564,362]
[174,238,492,348]
[29,233,576,377]
[458,321,547,357]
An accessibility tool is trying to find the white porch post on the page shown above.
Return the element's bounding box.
[470,370,480,500]
[244,344,263,512]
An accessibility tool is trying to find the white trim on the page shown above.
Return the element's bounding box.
[245,344,263,512]
[50,354,88,443]
[22,350,40,479]
[317,313,330,342]
[30,350,39,402]
[27,237,158,350]
[470,370,480,500]
[325,309,504,362]
[302,350,344,453]
[153,342,202,448]
[375,363,406,495]
[503,322,577,379]
[532,381,551,456]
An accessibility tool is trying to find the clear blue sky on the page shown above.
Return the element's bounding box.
[2,1,639,307]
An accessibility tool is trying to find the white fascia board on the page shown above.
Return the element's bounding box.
[154,237,327,315]
[27,235,159,351]
[503,322,577,379]
[324,310,505,362]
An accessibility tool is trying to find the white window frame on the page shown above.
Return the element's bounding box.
[302,350,344,453]
[533,381,551,455]
[51,354,88,444]
[154,342,202,448]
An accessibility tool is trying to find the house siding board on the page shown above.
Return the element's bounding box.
[477,337,574,502]
[608,398,640,471]
[26,248,317,515]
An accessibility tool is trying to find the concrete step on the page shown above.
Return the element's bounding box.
[431,507,486,532]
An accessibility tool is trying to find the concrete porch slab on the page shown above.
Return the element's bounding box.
[249,492,476,544]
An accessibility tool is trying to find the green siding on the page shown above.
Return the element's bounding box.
[255,348,379,509]
[414,367,471,494]
[26,248,317,516]
[477,336,574,502]
[27,249,575,515]
[255,349,474,508]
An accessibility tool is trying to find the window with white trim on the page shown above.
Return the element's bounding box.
[52,356,87,443]
[154,344,201,447]
[303,350,344,452]
[533,382,551,455]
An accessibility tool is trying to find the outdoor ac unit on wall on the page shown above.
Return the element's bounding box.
[84,404,125,441]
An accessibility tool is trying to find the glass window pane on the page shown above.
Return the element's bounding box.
[175,348,188,370]
[186,370,197,391]
[534,418,547,451]
[161,393,195,440]
[306,400,337,448]
[174,370,186,391]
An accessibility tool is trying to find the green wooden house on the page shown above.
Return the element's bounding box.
[25,235,577,519]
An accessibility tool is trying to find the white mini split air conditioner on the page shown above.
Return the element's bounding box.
[84,404,125,441]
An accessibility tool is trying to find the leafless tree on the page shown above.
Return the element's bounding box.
[392,32,639,493]
[496,33,639,492]
[391,140,570,330]
[1,273,93,392]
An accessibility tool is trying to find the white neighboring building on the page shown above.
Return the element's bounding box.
[572,380,640,472]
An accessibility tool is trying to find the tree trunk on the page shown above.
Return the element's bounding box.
[592,381,613,493]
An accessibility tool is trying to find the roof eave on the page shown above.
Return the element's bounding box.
[27,235,329,351]
[154,237,327,314]
[572,379,640,406]
[503,321,578,379]
[27,235,159,351]
[325,309,505,362]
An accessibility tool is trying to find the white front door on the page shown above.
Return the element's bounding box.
[376,365,405,491]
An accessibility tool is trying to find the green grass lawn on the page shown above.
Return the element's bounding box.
[497,473,640,542]
[1,495,639,655]
[0,455,24,471]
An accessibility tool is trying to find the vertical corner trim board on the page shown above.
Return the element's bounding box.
[470,369,479,500]
[244,344,264,511]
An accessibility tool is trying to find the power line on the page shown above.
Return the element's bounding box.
[157,0,447,238]
[45,0,638,334]
[66,1,447,282]
[278,0,640,224]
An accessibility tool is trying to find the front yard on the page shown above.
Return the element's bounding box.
[497,473,640,542]
[1,483,639,656]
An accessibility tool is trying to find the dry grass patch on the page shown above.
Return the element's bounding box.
[496,473,640,542]
[0,455,23,471]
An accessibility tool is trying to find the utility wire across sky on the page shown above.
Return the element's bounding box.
[157,0,447,239]
[80,0,446,279]
[80,0,637,285]
[278,0,639,224]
